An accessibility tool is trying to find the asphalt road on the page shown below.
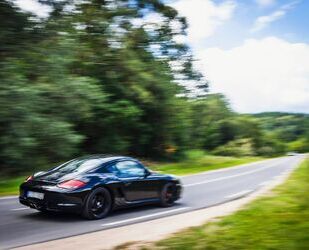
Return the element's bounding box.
[0,155,305,249]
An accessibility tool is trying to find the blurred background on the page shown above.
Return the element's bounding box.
[0,0,308,187]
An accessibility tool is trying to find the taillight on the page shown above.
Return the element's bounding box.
[57,180,86,189]
[25,175,33,182]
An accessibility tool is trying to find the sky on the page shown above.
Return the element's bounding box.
[14,0,309,113]
[168,0,309,113]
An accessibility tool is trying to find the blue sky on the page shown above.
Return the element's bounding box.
[202,0,309,49]
[168,0,309,50]
[169,0,309,113]
[15,0,309,113]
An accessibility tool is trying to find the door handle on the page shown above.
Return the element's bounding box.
[124,182,132,186]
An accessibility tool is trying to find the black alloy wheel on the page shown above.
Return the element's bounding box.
[82,187,112,219]
[160,183,176,207]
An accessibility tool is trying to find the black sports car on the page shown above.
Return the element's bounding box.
[19,155,182,219]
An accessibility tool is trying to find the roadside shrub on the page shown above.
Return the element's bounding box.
[288,138,309,153]
[256,146,277,157]
[213,138,255,156]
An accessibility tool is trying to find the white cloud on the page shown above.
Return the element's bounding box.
[170,0,236,45]
[251,1,299,33]
[14,0,51,18]
[197,37,309,113]
[255,0,276,7]
[251,10,285,32]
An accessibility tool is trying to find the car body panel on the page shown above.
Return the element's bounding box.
[19,155,182,215]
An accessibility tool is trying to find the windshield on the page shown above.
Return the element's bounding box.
[55,158,105,174]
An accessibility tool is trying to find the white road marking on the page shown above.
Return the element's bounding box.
[0,196,18,200]
[10,207,30,211]
[180,157,283,179]
[225,189,253,199]
[101,207,190,227]
[184,161,284,187]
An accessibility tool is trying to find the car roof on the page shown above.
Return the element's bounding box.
[75,154,134,163]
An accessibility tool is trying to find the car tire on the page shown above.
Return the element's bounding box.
[159,183,177,207]
[82,187,112,220]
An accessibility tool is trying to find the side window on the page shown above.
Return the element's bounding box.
[105,164,119,174]
[115,161,145,177]
[96,164,118,174]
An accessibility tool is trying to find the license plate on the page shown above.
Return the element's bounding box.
[27,191,44,200]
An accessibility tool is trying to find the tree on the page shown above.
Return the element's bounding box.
[0,0,207,174]
[189,94,234,150]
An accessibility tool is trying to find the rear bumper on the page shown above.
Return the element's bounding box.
[19,196,83,213]
[19,185,89,213]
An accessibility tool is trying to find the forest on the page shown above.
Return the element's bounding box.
[0,0,308,175]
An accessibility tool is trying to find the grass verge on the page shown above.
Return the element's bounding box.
[149,150,264,176]
[0,177,25,196]
[148,157,309,250]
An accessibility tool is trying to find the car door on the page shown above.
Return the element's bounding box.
[114,160,160,201]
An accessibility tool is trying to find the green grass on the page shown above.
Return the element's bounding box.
[0,151,265,196]
[0,177,25,196]
[150,157,309,250]
[148,150,264,176]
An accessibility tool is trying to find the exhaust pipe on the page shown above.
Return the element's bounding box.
[29,202,42,210]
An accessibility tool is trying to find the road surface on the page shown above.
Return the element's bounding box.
[0,155,305,249]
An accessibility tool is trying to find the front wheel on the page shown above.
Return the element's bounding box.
[159,183,177,207]
[82,187,112,220]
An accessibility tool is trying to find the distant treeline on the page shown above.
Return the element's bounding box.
[0,1,308,175]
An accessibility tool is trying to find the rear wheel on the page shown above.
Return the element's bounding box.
[82,187,112,220]
[160,183,177,207]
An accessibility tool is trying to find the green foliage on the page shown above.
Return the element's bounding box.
[189,94,234,149]
[188,96,284,157]
[153,158,309,250]
[254,112,308,142]
[0,177,25,196]
[288,138,309,153]
[213,138,255,156]
[0,1,307,176]
[0,0,206,175]
[253,112,309,155]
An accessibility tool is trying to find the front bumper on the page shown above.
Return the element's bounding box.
[175,183,182,200]
[19,184,89,213]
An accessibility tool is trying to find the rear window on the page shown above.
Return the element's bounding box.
[55,158,105,174]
